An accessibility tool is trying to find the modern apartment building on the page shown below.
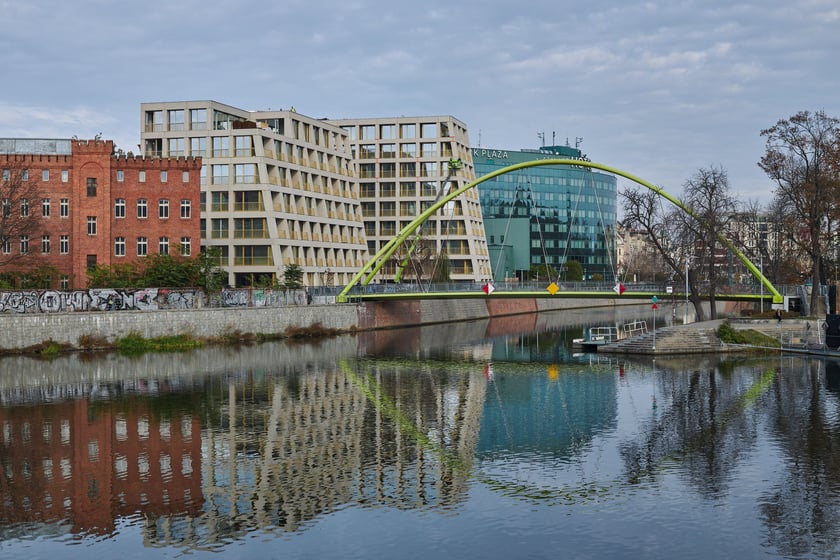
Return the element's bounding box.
[328,116,491,283]
[140,101,369,288]
[0,138,201,289]
[472,144,618,282]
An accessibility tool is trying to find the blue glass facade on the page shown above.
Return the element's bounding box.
[472,145,618,282]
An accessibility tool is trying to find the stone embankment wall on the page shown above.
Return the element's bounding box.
[0,296,648,352]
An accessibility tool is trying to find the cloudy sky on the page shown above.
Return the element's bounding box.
[1,0,838,203]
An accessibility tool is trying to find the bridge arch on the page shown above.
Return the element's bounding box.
[338,159,782,304]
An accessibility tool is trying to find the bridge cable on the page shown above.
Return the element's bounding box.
[588,168,618,283]
[491,185,525,283]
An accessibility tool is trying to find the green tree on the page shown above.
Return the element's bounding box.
[197,247,226,291]
[529,263,557,282]
[283,263,304,290]
[564,260,583,281]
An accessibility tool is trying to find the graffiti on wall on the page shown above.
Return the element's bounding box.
[0,288,307,314]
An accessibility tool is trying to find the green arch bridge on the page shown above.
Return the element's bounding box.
[337,160,783,306]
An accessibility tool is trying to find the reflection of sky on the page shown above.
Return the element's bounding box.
[477,368,617,459]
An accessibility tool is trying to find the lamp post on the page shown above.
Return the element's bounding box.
[760,253,764,314]
[684,256,691,325]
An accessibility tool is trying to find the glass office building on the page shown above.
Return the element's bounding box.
[473,144,618,282]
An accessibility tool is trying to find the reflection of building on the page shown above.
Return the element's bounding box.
[140,101,369,288]
[0,138,201,289]
[330,116,491,282]
[0,397,203,535]
[198,365,485,536]
[473,144,618,282]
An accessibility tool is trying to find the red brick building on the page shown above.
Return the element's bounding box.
[0,138,201,289]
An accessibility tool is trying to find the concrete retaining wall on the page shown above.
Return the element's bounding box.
[0,296,650,352]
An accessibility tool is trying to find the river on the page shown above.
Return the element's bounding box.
[1,307,839,559]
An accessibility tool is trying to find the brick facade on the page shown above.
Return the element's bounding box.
[1,139,201,289]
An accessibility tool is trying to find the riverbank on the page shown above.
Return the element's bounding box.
[0,296,651,355]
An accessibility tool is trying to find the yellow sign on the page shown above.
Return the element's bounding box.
[547,282,560,295]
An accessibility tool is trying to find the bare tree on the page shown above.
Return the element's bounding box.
[680,166,737,319]
[759,110,840,316]
[0,158,41,272]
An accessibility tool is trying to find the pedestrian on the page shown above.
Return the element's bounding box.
[775,309,782,323]
[306,290,312,305]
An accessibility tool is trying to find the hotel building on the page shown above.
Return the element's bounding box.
[326,116,491,283]
[472,144,618,282]
[140,101,369,288]
[0,138,201,289]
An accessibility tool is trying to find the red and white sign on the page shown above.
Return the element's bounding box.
[613,282,626,295]
[483,283,495,295]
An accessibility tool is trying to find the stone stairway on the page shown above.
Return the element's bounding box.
[599,325,723,355]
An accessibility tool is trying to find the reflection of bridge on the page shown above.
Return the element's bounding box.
[337,160,785,305]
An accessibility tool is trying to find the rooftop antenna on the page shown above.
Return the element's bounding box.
[538,132,545,147]
[575,136,584,149]
[478,129,482,147]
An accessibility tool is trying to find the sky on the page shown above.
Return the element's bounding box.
[1,0,838,204]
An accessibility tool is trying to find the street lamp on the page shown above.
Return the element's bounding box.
[684,255,691,324]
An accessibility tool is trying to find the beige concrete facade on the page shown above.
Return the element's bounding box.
[140,101,369,288]
[329,116,491,283]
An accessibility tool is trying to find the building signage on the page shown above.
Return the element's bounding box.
[471,148,510,159]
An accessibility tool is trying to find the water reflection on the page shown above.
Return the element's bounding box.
[3,312,840,558]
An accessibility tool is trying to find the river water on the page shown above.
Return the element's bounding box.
[2,307,840,559]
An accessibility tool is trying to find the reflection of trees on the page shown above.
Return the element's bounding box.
[759,360,840,558]
[620,364,764,497]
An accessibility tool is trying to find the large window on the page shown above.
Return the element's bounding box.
[234,136,253,156]
[190,108,207,130]
[60,198,69,217]
[212,164,229,184]
[20,235,29,254]
[115,198,125,218]
[360,125,375,140]
[234,191,261,211]
[137,199,148,219]
[180,237,191,256]
[191,137,206,157]
[159,199,169,219]
[41,198,50,217]
[211,218,229,239]
[420,123,437,138]
[400,124,416,138]
[234,164,256,184]
[60,235,69,254]
[20,198,29,217]
[41,235,50,254]
[87,216,97,236]
[168,138,185,157]
[87,178,97,197]
[211,191,229,211]
[168,109,185,131]
[159,237,169,255]
[380,124,396,139]
[212,136,229,157]
[137,237,148,256]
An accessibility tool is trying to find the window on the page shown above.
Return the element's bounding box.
[400,143,416,158]
[137,199,147,219]
[20,198,29,217]
[1,169,8,181]
[168,109,185,131]
[42,169,49,181]
[116,170,124,182]
[87,216,97,236]
[115,198,125,218]
[400,124,416,138]
[360,144,375,159]
[86,178,97,197]
[60,275,69,289]
[1,199,8,218]
[212,164,229,184]
[160,170,168,183]
[60,235,69,254]
[421,123,437,138]
[138,170,146,183]
[137,237,147,256]
[211,191,229,211]
[234,136,252,156]
[234,164,256,184]
[41,235,50,254]
[212,137,229,157]
[211,218,229,238]
[1,237,9,254]
[380,124,396,139]
[42,198,50,217]
[21,169,29,181]
[182,171,189,183]
[360,125,375,140]
[180,237,191,256]
[190,108,207,130]
[180,199,191,218]
[190,137,206,157]
[114,237,125,257]
[20,235,29,254]
[421,142,437,157]
[380,143,396,159]
[61,170,68,183]
[158,199,169,219]
[86,255,96,270]
[60,198,69,217]
[159,237,169,255]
